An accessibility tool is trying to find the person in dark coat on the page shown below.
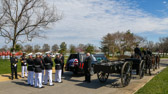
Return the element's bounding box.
[40,55,45,83]
[147,48,152,56]
[20,53,27,78]
[34,54,44,88]
[44,53,54,86]
[54,55,62,83]
[83,53,91,83]
[27,53,34,86]
[134,44,141,57]
[60,54,64,75]
[10,52,18,80]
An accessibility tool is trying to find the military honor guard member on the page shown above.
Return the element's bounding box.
[134,44,141,57]
[44,52,54,86]
[54,55,63,83]
[34,53,44,88]
[147,48,152,56]
[27,53,35,86]
[40,54,45,83]
[60,54,64,75]
[20,52,28,78]
[83,53,91,83]
[10,52,18,80]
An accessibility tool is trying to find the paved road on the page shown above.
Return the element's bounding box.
[0,59,167,94]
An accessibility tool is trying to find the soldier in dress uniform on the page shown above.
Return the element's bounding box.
[44,52,54,86]
[60,54,64,75]
[83,53,91,83]
[54,55,63,83]
[27,53,34,86]
[34,53,44,88]
[40,54,45,83]
[20,52,28,78]
[10,52,18,80]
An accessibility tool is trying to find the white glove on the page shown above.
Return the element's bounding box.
[14,64,17,67]
[24,63,27,65]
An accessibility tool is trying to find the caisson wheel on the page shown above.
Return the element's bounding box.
[121,61,132,87]
[97,71,109,83]
[139,60,145,79]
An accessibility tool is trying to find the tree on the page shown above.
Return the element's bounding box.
[146,41,154,51]
[10,44,23,52]
[76,44,85,52]
[159,37,168,56]
[52,44,59,53]
[101,30,145,56]
[59,42,67,54]
[0,0,62,52]
[15,44,23,51]
[34,44,41,53]
[101,33,116,56]
[69,44,76,54]
[84,44,95,54]
[0,45,8,51]
[42,44,50,52]
[24,44,33,53]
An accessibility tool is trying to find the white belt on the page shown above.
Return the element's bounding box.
[56,64,60,65]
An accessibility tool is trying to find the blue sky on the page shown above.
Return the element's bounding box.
[134,0,168,18]
[0,0,168,48]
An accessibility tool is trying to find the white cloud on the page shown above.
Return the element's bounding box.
[1,0,168,47]
[163,1,167,4]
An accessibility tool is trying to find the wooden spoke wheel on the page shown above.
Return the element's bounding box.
[97,71,109,83]
[121,61,132,87]
[139,60,145,79]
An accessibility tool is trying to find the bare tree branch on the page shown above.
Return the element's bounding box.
[0,0,62,51]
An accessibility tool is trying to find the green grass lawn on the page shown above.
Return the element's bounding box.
[0,59,22,74]
[136,67,168,94]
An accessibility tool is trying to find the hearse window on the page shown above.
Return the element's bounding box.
[82,54,87,62]
[68,54,78,60]
[79,55,83,62]
[91,55,97,61]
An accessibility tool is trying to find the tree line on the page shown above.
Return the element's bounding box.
[100,30,168,57]
[0,42,99,54]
